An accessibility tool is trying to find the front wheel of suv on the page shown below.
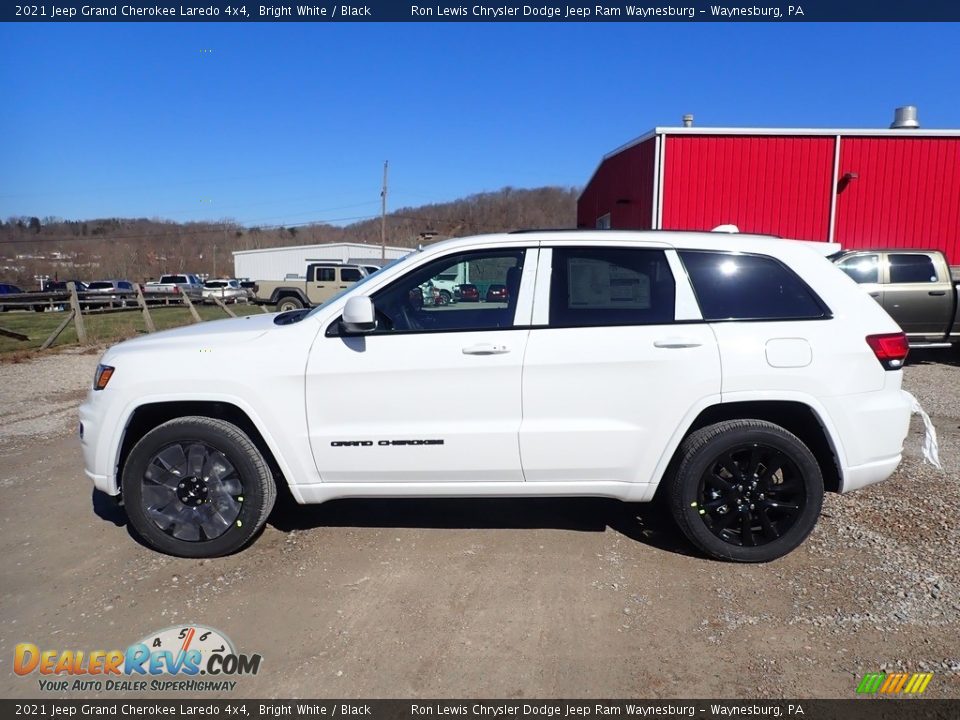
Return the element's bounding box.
[121,417,276,558]
[668,419,824,563]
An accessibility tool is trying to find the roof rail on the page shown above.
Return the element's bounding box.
[508,228,589,234]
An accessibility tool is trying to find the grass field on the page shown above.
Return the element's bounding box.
[0,303,268,357]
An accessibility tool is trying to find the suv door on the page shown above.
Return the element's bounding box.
[520,244,721,486]
[306,246,536,483]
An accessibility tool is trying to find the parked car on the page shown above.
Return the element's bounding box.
[202,279,247,304]
[0,283,24,312]
[81,230,916,561]
[253,263,368,312]
[145,274,204,299]
[833,249,960,348]
[45,280,88,292]
[486,284,508,303]
[83,280,137,308]
[86,280,135,294]
[457,283,480,302]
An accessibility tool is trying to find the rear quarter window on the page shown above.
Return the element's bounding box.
[679,251,829,321]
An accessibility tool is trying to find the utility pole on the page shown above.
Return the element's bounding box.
[380,160,389,259]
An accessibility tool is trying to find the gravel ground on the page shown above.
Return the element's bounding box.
[0,347,958,699]
[0,348,101,453]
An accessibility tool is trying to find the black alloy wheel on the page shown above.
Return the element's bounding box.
[668,419,824,562]
[695,443,806,547]
[122,417,276,557]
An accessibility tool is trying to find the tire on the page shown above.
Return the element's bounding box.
[667,419,823,563]
[121,417,276,558]
[33,305,45,312]
[439,290,452,305]
[276,296,304,312]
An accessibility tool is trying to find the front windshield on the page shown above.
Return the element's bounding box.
[306,253,415,317]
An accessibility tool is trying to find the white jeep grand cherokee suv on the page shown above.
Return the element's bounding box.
[79,231,913,562]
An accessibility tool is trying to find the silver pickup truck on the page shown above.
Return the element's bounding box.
[145,274,204,300]
[833,249,960,348]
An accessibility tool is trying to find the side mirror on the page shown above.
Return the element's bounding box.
[341,296,377,334]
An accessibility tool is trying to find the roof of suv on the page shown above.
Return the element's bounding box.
[425,230,836,259]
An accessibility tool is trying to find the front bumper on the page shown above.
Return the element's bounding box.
[79,391,121,496]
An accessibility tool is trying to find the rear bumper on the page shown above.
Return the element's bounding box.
[821,383,912,493]
[839,455,902,494]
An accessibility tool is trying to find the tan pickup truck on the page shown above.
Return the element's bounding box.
[833,249,960,348]
[253,263,368,312]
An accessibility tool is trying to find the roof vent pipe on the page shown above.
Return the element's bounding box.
[682,114,694,127]
[890,105,919,129]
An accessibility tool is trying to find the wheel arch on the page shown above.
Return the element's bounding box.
[653,399,843,498]
[116,400,290,496]
[272,288,308,305]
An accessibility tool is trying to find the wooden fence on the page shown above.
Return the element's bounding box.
[1,284,268,349]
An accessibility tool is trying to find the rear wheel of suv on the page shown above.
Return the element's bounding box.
[121,417,276,558]
[668,420,824,563]
[277,296,304,312]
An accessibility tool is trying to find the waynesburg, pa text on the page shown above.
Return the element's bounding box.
[407,4,802,18]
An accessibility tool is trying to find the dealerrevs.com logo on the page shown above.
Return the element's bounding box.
[14,625,262,693]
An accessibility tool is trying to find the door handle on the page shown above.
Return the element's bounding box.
[928,290,946,296]
[653,338,703,349]
[869,291,881,298]
[462,343,510,355]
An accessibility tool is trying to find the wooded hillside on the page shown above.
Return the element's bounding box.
[0,186,578,287]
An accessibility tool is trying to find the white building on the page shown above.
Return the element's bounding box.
[233,242,411,281]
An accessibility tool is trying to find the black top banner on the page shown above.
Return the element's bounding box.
[5,0,960,22]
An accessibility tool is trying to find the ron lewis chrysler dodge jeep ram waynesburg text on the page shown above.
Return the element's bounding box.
[80,231,917,562]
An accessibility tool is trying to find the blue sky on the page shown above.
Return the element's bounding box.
[1,22,958,226]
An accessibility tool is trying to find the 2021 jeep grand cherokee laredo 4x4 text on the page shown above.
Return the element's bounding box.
[80,231,913,561]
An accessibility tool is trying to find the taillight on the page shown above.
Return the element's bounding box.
[866,333,909,370]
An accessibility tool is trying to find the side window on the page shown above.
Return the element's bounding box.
[888,254,938,284]
[836,254,880,283]
[316,267,336,282]
[340,268,363,282]
[680,251,829,321]
[549,247,675,327]
[370,249,526,333]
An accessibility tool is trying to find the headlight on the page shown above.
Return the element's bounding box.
[94,364,115,391]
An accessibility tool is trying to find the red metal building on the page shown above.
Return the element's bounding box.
[578,116,960,264]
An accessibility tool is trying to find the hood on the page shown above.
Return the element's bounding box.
[104,312,280,357]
